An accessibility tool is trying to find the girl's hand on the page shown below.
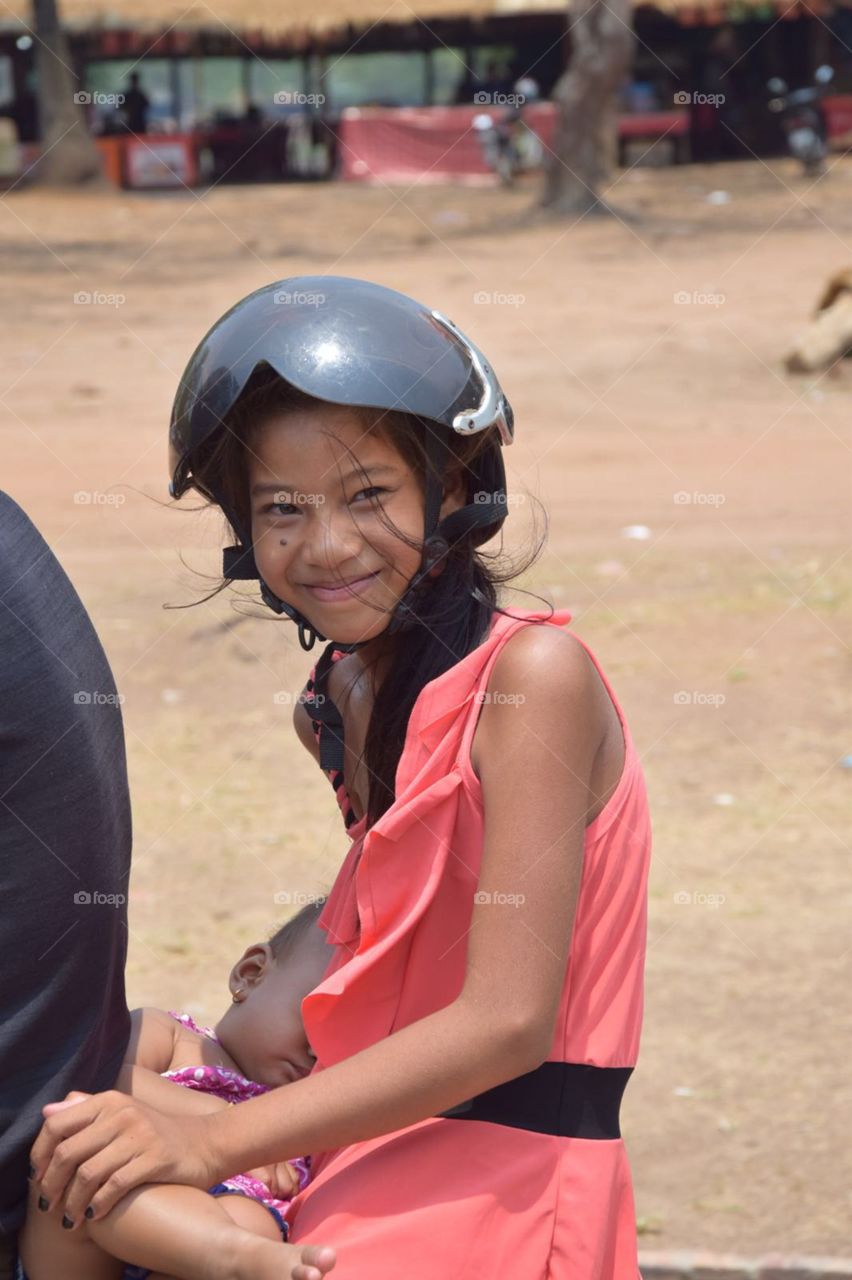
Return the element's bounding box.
[246,1160,302,1199]
[29,1089,224,1227]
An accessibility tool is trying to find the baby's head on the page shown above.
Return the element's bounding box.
[215,896,334,1088]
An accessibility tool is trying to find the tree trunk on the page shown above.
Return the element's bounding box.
[30,0,105,185]
[540,0,635,216]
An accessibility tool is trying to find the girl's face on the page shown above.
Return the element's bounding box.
[247,403,464,646]
[217,930,334,1087]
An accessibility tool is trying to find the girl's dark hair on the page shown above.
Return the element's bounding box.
[181,364,550,829]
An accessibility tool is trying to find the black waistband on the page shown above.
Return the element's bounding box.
[435,1061,632,1139]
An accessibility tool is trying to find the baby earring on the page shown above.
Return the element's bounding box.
[232,987,246,1003]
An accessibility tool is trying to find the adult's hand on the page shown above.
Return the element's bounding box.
[29,1089,225,1228]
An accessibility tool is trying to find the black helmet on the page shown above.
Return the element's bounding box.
[168,275,514,650]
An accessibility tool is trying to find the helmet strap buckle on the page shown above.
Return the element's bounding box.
[297,619,319,651]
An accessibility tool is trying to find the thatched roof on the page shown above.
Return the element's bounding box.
[6,0,546,38]
[0,0,829,39]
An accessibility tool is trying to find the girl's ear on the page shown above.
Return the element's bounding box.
[230,943,274,991]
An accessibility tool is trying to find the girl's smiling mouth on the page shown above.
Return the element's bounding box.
[301,571,381,602]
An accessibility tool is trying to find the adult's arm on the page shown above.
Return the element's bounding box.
[30,624,599,1227]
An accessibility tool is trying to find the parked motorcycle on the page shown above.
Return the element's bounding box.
[472,77,543,186]
[767,64,834,177]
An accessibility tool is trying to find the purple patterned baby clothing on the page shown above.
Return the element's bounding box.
[163,1011,311,1216]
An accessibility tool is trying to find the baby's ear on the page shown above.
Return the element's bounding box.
[231,943,270,987]
[227,960,244,995]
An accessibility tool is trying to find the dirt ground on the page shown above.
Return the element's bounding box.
[1,154,850,1257]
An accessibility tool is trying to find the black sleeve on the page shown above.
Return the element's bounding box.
[0,492,132,1240]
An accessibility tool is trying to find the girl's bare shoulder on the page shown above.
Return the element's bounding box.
[470,623,611,775]
[498,624,611,722]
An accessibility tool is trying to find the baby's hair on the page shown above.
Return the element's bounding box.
[268,895,329,966]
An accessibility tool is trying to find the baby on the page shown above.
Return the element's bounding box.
[18,897,337,1280]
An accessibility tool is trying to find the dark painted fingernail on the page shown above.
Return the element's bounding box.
[27,1162,35,1178]
[84,1207,94,1220]
[37,1196,49,1212]
[61,1214,74,1230]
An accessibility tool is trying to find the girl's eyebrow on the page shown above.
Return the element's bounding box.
[252,464,398,496]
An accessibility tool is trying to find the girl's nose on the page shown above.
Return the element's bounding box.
[300,509,363,568]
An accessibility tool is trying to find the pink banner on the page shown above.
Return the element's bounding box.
[337,102,689,183]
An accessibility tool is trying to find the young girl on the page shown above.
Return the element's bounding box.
[19,900,336,1280]
[30,275,653,1279]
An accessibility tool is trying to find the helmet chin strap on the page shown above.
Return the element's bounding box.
[217,426,506,650]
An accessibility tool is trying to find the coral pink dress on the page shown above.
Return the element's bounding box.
[284,606,652,1279]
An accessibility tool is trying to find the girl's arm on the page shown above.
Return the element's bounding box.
[32,625,599,1221]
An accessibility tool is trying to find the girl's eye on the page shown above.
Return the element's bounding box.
[263,487,387,516]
